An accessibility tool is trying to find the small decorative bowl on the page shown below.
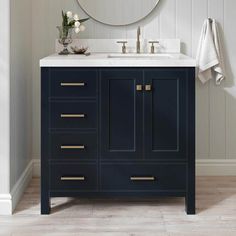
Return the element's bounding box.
[71,46,88,54]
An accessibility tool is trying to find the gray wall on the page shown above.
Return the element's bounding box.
[10,0,32,189]
[32,0,236,162]
[0,0,10,195]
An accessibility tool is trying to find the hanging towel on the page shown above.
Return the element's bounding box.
[196,18,226,85]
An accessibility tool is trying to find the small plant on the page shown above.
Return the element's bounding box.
[57,11,89,55]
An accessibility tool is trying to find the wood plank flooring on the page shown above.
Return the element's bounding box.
[0,177,236,236]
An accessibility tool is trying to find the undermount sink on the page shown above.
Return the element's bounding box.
[107,53,173,59]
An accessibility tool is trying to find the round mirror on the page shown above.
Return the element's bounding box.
[77,0,160,26]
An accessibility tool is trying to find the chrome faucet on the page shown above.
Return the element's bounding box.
[136,26,141,54]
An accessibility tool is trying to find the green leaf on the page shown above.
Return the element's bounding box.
[68,20,75,27]
[78,17,90,23]
[62,10,66,26]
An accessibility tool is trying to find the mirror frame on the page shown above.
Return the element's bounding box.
[77,0,160,26]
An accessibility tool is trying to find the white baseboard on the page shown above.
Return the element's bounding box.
[0,194,12,215]
[196,159,236,176]
[10,160,33,212]
[0,160,33,215]
[33,159,40,177]
[32,158,236,177]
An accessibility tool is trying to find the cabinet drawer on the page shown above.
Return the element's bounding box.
[50,69,97,98]
[101,163,186,191]
[51,133,97,160]
[50,101,97,129]
[50,163,97,191]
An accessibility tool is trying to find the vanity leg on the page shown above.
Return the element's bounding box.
[41,192,50,214]
[186,71,196,215]
[41,161,50,214]
[186,157,195,214]
[185,158,196,215]
[185,193,195,215]
[41,67,51,215]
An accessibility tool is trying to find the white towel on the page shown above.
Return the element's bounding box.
[196,18,226,85]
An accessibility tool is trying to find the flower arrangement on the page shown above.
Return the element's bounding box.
[61,11,89,34]
[57,11,89,55]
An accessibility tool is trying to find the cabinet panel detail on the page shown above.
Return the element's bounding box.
[50,68,97,98]
[152,78,179,151]
[108,78,136,151]
[144,69,187,160]
[101,163,186,191]
[51,133,97,160]
[50,163,97,191]
[101,69,143,159]
[50,101,97,129]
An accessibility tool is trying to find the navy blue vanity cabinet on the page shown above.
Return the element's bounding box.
[41,67,195,215]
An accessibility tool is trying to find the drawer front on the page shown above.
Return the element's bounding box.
[101,163,186,191]
[50,68,97,98]
[50,101,97,129]
[51,133,97,160]
[50,163,97,191]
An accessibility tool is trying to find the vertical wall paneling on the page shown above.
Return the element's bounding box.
[224,0,236,159]
[176,0,192,56]
[192,0,209,159]
[32,0,47,160]
[226,88,236,159]
[142,6,160,41]
[159,0,176,38]
[93,21,112,39]
[125,22,142,39]
[208,0,226,159]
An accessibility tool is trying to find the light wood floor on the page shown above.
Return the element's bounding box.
[0,177,236,236]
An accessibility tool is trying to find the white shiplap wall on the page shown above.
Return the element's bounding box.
[32,0,236,162]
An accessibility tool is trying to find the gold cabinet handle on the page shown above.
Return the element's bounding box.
[61,176,85,181]
[136,85,143,91]
[130,176,155,181]
[60,145,85,150]
[60,82,85,87]
[60,114,85,118]
[145,85,152,91]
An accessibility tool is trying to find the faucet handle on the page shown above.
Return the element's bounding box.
[117,41,128,54]
[149,41,159,54]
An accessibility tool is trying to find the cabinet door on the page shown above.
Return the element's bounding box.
[144,69,188,160]
[101,69,143,160]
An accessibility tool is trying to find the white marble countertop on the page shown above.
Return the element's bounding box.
[40,53,196,67]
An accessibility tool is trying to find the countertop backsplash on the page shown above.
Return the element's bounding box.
[55,39,181,54]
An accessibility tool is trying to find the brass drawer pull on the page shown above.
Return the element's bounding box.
[61,145,85,150]
[136,85,143,91]
[61,176,85,181]
[60,82,85,87]
[60,114,85,118]
[130,176,155,181]
[145,85,152,91]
